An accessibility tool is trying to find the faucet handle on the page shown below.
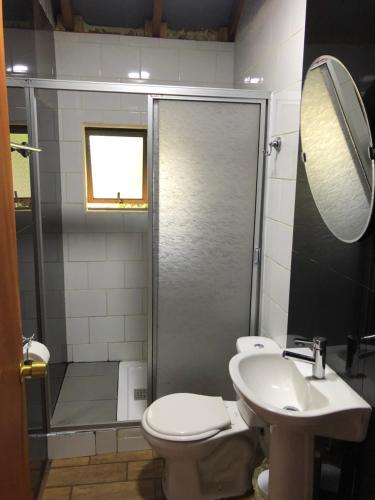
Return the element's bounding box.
[294,336,327,350]
[294,337,314,347]
[312,337,327,350]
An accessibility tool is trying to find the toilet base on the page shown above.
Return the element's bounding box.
[162,432,256,500]
[142,400,257,500]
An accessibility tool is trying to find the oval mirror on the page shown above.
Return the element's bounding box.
[300,55,375,243]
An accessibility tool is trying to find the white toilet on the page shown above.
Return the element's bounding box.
[141,336,279,500]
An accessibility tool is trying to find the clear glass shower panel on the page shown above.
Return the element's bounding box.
[154,99,261,399]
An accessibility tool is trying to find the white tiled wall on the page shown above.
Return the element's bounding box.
[58,88,148,362]
[234,0,307,347]
[5,28,56,78]
[54,32,234,87]
[48,426,150,459]
[56,33,235,361]
[57,19,306,356]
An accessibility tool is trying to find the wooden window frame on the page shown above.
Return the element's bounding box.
[84,127,147,207]
[10,124,32,209]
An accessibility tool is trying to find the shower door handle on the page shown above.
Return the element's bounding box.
[10,142,42,157]
[254,247,261,265]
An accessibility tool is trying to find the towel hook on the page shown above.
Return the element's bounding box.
[264,137,282,157]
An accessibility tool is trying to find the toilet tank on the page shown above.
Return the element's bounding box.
[236,336,280,354]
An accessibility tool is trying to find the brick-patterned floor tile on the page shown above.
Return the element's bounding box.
[40,486,72,500]
[71,479,155,500]
[128,459,164,481]
[46,463,127,487]
[90,449,153,465]
[51,457,90,468]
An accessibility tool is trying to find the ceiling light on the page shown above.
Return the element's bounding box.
[128,70,150,80]
[13,64,29,73]
[244,76,264,85]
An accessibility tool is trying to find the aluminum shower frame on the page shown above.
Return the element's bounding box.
[7,76,270,430]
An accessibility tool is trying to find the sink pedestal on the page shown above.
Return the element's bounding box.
[230,350,372,500]
[269,426,314,500]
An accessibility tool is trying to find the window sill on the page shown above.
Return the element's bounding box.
[87,202,148,211]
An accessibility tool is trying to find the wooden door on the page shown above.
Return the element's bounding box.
[0,3,32,499]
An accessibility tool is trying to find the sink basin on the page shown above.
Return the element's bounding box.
[229,350,371,441]
[229,349,371,500]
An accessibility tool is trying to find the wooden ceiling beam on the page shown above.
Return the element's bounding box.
[228,0,245,42]
[60,0,75,31]
[152,0,163,38]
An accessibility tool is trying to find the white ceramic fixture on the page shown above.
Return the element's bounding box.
[142,396,256,500]
[229,349,372,500]
[141,336,279,500]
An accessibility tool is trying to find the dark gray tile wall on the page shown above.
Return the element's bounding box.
[288,1,375,498]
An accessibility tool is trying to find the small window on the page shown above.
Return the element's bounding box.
[85,127,147,210]
[10,125,32,210]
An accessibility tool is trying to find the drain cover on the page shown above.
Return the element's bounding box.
[134,388,147,401]
[283,405,299,412]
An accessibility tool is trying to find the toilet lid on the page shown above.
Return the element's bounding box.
[146,393,231,438]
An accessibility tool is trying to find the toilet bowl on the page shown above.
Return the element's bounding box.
[142,396,256,499]
[141,336,280,500]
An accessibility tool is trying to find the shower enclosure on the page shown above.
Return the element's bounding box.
[7,77,268,435]
[151,97,265,399]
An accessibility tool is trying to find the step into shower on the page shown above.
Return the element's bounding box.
[117,361,147,421]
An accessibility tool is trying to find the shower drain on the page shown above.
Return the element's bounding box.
[283,405,299,412]
[134,388,147,401]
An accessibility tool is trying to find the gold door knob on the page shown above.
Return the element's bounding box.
[20,360,48,381]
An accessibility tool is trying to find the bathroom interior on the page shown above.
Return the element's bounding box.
[2,0,375,499]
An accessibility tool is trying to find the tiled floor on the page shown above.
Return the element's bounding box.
[51,362,119,426]
[40,450,256,500]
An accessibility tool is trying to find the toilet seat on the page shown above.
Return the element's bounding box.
[144,393,231,442]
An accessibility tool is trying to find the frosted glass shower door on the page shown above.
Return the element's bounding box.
[153,99,263,399]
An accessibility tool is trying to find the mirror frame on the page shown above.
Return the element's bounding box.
[301,55,375,243]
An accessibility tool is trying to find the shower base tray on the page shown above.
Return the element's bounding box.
[117,361,147,421]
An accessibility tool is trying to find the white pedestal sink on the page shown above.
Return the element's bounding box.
[229,349,371,500]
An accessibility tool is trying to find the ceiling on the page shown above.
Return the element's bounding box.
[51,0,235,31]
[53,0,233,30]
[3,0,244,42]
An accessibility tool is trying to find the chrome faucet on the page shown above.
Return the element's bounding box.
[282,337,327,379]
[346,334,375,377]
